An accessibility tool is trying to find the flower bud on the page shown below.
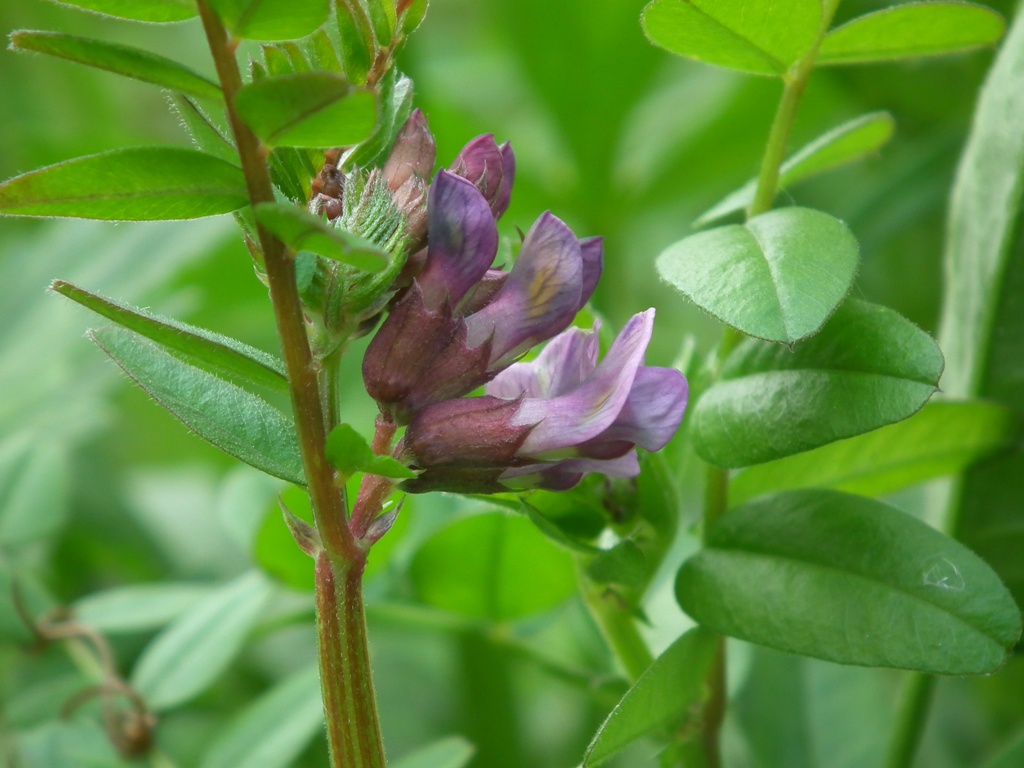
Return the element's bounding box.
[451,136,515,219]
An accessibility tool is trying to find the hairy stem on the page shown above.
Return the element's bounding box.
[577,558,654,682]
[197,6,385,768]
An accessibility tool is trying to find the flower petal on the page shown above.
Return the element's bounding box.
[578,236,603,307]
[403,396,532,467]
[417,170,498,309]
[451,135,513,218]
[486,323,599,400]
[494,141,515,219]
[514,310,655,455]
[592,367,689,452]
[464,212,583,366]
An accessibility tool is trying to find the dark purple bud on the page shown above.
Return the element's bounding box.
[402,397,533,468]
[451,135,516,219]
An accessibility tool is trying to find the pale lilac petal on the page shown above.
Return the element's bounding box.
[493,141,515,219]
[498,451,639,490]
[486,323,599,400]
[594,367,689,451]
[417,171,498,309]
[578,236,603,307]
[464,212,582,365]
[514,310,655,454]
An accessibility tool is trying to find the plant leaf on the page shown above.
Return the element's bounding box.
[208,0,330,41]
[583,627,717,766]
[10,31,222,101]
[89,326,304,485]
[409,512,576,621]
[642,0,821,76]
[0,147,248,220]
[254,203,388,272]
[49,0,197,22]
[52,280,288,395]
[392,736,476,768]
[234,72,377,148]
[818,2,1005,66]
[256,485,316,591]
[730,400,1019,505]
[168,95,238,164]
[691,299,943,467]
[657,206,859,343]
[199,665,324,768]
[324,423,415,479]
[132,571,273,710]
[0,435,68,546]
[677,490,1022,674]
[697,112,895,225]
[73,583,218,634]
[938,6,1024,609]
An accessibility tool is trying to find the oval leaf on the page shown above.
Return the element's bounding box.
[73,583,218,634]
[209,0,330,40]
[10,31,222,101]
[0,147,247,221]
[691,299,943,467]
[234,72,377,148]
[818,2,1005,66]
[392,736,476,768]
[410,512,576,621]
[642,0,821,76]
[584,627,717,766]
[132,571,272,710]
[730,400,1020,505]
[657,207,859,343]
[89,326,304,485]
[697,112,896,225]
[52,280,288,395]
[677,490,1022,674]
[51,0,197,22]
[199,665,324,768]
[255,203,388,272]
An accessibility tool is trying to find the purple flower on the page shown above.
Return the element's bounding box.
[363,169,601,423]
[450,134,515,219]
[399,310,688,493]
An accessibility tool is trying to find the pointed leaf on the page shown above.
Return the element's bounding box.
[73,583,218,634]
[208,0,330,41]
[199,665,324,768]
[677,490,1022,674]
[691,299,943,467]
[254,203,388,271]
[583,627,717,766]
[697,112,896,225]
[657,207,859,343]
[0,147,247,220]
[49,0,197,22]
[410,512,576,621]
[818,2,1005,66]
[336,0,373,84]
[169,94,238,164]
[10,31,222,101]
[52,280,288,395]
[132,572,273,710]
[392,736,475,768]
[642,0,821,76]
[256,486,316,591]
[324,423,414,479]
[89,326,304,485]
[234,72,377,148]
[730,400,1020,505]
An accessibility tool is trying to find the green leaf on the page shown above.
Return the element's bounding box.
[199,665,324,768]
[0,436,68,546]
[345,69,415,169]
[89,326,304,485]
[983,728,1024,768]
[256,485,316,591]
[52,280,288,395]
[586,541,648,594]
[10,31,222,101]
[642,0,821,76]
[73,583,217,634]
[400,0,430,36]
[234,72,377,148]
[169,95,238,164]
[324,423,414,479]
[691,299,943,467]
[697,112,896,225]
[657,207,859,343]
[365,0,397,46]
[15,721,131,768]
[677,490,1022,674]
[730,400,1020,505]
[409,512,576,621]
[132,571,272,710]
[254,203,388,272]
[0,147,248,220]
[583,627,717,766]
[49,0,197,22]
[208,0,330,41]
[818,2,1005,66]
[392,736,476,768]
[336,0,373,84]
[938,7,1024,609]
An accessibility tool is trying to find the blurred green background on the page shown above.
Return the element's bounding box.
[1,1,1022,766]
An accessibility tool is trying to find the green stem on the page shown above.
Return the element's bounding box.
[883,674,935,768]
[577,558,653,682]
[316,553,386,768]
